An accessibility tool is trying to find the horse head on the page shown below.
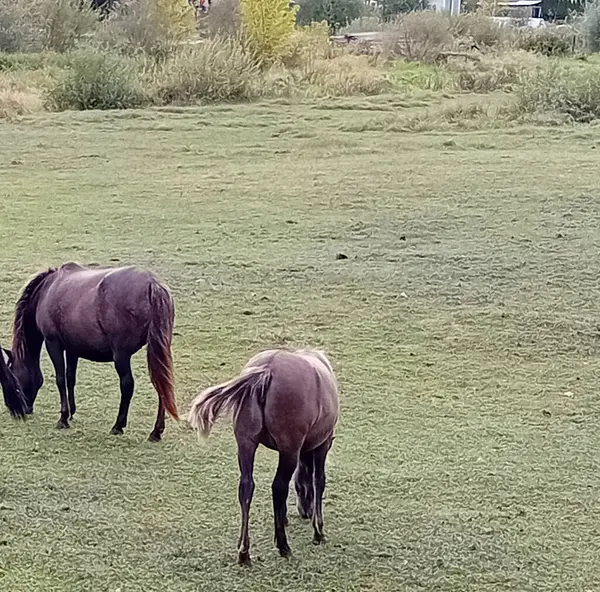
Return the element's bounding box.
[0,343,31,418]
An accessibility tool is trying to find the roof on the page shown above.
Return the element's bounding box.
[497,0,542,5]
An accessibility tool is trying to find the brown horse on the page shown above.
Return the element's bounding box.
[0,262,178,440]
[188,348,339,565]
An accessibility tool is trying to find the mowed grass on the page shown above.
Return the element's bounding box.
[1,95,600,591]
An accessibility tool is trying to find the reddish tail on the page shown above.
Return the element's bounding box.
[147,282,178,420]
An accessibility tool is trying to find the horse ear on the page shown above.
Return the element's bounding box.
[2,347,13,367]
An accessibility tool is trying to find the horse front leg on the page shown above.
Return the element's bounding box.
[66,353,79,419]
[46,341,69,429]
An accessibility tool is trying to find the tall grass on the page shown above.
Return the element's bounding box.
[515,61,600,123]
[151,38,261,103]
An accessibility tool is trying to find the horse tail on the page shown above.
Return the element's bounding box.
[187,366,272,438]
[147,281,179,421]
[0,346,28,419]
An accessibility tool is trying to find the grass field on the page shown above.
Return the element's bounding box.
[1,94,600,591]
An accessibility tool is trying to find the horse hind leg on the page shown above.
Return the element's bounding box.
[236,436,258,566]
[272,450,299,558]
[295,449,314,520]
[66,353,78,419]
[311,438,332,545]
[46,341,69,429]
[111,354,134,436]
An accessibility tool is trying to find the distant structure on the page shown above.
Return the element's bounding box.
[430,0,461,15]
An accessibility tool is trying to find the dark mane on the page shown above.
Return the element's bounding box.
[13,268,56,361]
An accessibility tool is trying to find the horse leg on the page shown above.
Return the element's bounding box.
[148,400,165,442]
[66,353,78,419]
[295,449,314,519]
[272,450,299,558]
[111,355,134,435]
[236,437,258,566]
[46,341,69,429]
[312,439,332,545]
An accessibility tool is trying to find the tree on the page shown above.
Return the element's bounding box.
[296,0,364,33]
[380,0,429,21]
[241,0,297,58]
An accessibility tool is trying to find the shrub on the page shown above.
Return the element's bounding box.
[198,0,241,37]
[0,0,98,53]
[46,51,148,110]
[241,0,297,59]
[95,0,195,59]
[581,0,600,52]
[0,72,43,118]
[450,12,512,49]
[283,21,332,68]
[514,25,575,56]
[152,38,261,103]
[449,51,541,92]
[296,0,365,33]
[382,12,455,62]
[515,61,600,122]
[299,53,390,95]
[39,0,98,53]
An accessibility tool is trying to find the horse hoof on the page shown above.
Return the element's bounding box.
[148,432,162,442]
[110,427,124,435]
[312,534,325,546]
[278,545,292,558]
[56,420,70,430]
[238,552,251,567]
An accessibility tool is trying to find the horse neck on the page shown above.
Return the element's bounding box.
[13,298,45,373]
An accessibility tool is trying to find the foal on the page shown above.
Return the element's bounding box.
[188,348,339,565]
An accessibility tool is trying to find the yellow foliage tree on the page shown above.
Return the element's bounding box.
[153,0,197,41]
[240,0,298,60]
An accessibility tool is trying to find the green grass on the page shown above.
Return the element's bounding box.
[1,97,600,591]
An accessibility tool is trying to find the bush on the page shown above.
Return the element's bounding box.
[515,25,575,56]
[296,0,365,33]
[95,0,195,59]
[46,51,148,110]
[283,21,332,68]
[0,0,97,53]
[382,12,455,62]
[152,38,261,103]
[0,72,44,118]
[449,50,542,92]
[581,0,600,52]
[515,61,600,122]
[241,0,297,59]
[40,0,98,53]
[198,0,241,38]
[450,12,512,49]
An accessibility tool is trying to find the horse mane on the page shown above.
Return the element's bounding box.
[13,268,56,361]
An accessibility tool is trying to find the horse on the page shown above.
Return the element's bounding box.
[0,262,179,441]
[187,348,339,565]
[1,343,28,418]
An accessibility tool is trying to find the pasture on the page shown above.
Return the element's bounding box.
[1,95,600,591]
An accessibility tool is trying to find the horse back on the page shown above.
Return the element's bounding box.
[36,264,156,359]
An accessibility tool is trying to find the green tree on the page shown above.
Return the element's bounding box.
[296,0,364,33]
[241,0,297,58]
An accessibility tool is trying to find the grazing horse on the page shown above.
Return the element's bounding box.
[0,262,178,440]
[0,344,28,418]
[188,348,339,565]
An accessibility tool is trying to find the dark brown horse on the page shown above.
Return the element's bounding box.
[188,348,339,565]
[0,262,178,440]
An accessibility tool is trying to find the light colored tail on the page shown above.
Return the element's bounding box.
[187,366,272,438]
